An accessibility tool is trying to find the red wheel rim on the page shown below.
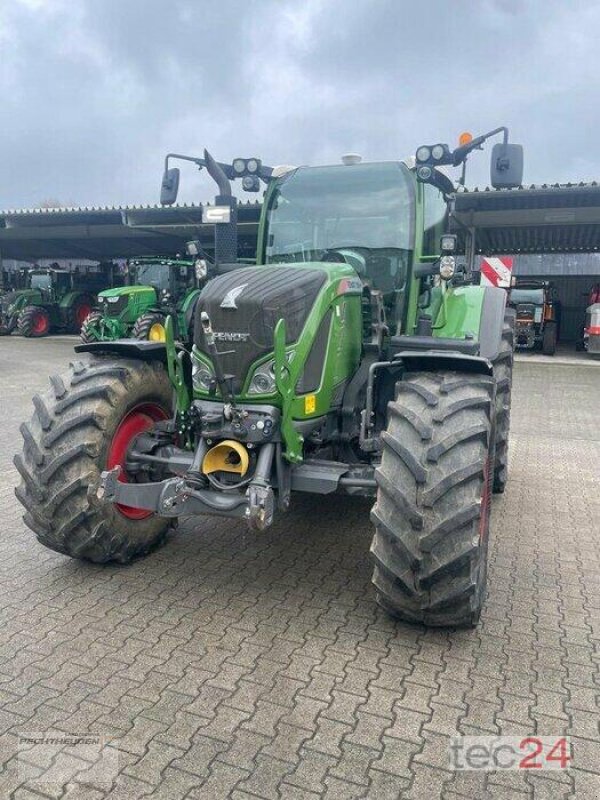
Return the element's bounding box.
[32,311,49,335]
[479,455,491,540]
[76,304,92,328]
[107,403,169,520]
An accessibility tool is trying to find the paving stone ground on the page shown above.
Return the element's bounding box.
[0,336,598,799]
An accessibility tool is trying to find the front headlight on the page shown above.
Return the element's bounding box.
[192,357,215,392]
[248,352,294,395]
[195,259,208,280]
[248,360,276,395]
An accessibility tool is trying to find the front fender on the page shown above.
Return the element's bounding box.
[74,339,168,363]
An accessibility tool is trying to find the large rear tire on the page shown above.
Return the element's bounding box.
[17,306,51,338]
[370,371,495,627]
[14,357,173,563]
[492,309,515,493]
[133,312,167,342]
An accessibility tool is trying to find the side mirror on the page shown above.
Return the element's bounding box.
[160,167,180,205]
[490,143,523,189]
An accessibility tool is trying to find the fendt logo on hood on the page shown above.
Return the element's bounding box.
[220,284,248,309]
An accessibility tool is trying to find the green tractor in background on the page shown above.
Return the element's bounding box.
[80,255,204,345]
[0,265,110,337]
[15,129,523,627]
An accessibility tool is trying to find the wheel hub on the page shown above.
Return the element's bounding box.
[107,403,169,519]
[32,311,49,335]
[148,323,166,342]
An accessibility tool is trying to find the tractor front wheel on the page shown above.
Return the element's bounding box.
[17,306,51,337]
[542,321,557,355]
[14,357,173,563]
[133,312,167,342]
[80,311,104,343]
[492,309,515,493]
[370,371,495,627]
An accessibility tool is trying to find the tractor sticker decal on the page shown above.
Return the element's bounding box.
[220,284,248,309]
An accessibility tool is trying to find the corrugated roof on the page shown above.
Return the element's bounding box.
[451,183,600,253]
[0,201,262,260]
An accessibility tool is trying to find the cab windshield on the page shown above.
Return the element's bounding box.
[30,273,52,291]
[134,263,170,292]
[511,288,544,305]
[265,162,415,295]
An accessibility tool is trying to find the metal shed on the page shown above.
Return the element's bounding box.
[451,184,600,341]
[0,202,262,262]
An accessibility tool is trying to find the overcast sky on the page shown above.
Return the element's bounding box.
[0,0,597,209]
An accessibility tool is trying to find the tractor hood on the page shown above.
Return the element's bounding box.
[0,289,41,307]
[194,262,359,393]
[98,285,157,300]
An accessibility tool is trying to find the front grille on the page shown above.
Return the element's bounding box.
[101,296,128,317]
[195,267,327,392]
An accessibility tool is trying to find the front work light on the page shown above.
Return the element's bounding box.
[195,259,208,280]
[416,146,431,163]
[440,234,457,252]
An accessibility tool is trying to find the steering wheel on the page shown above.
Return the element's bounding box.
[319,249,347,264]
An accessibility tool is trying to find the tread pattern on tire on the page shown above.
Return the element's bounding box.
[492,309,515,493]
[132,312,166,341]
[80,311,104,343]
[14,357,173,563]
[542,320,557,356]
[17,305,50,338]
[370,371,495,627]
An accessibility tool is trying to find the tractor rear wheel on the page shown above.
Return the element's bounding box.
[492,309,515,493]
[14,357,173,563]
[370,371,495,627]
[68,296,95,333]
[80,311,104,343]
[133,312,167,342]
[542,321,557,355]
[17,306,51,337]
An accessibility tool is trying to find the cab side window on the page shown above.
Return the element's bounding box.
[422,184,447,256]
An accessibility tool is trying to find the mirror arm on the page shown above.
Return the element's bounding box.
[451,126,509,166]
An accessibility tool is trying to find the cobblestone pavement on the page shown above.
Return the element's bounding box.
[0,337,598,799]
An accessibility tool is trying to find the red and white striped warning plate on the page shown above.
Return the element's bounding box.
[480,256,513,288]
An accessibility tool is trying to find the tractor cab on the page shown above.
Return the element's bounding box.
[262,161,415,334]
[129,256,197,297]
[29,268,71,301]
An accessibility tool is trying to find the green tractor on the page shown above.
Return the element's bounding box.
[80,255,204,345]
[0,266,104,337]
[14,129,523,627]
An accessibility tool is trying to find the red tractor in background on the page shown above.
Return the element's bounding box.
[577,283,600,356]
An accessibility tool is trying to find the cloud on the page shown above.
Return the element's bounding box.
[1,0,598,209]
